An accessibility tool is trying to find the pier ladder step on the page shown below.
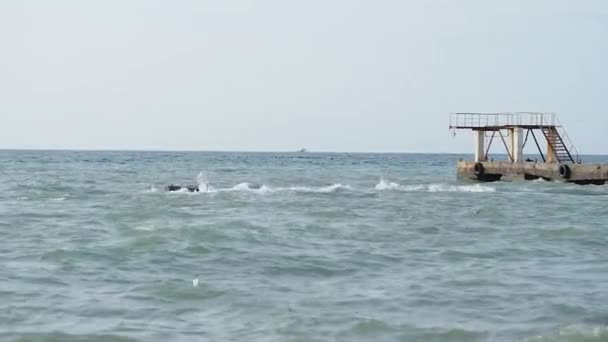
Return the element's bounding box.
[541,127,576,163]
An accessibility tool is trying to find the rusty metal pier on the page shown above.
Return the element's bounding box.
[449,112,608,185]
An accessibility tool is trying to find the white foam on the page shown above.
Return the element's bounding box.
[144,186,159,193]
[162,172,495,197]
[230,182,252,192]
[161,180,495,195]
[134,225,155,231]
[374,180,495,193]
[258,185,273,193]
[283,183,353,193]
[161,172,354,195]
[375,179,401,191]
[428,184,495,192]
[400,185,427,191]
[318,183,353,193]
[222,182,271,194]
[213,183,352,194]
[164,182,262,195]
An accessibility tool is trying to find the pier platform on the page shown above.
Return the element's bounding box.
[450,112,607,185]
[457,161,608,185]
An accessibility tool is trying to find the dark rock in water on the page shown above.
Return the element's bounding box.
[166,185,181,192]
[166,184,199,192]
[186,185,200,192]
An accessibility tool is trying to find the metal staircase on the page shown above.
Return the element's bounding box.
[541,127,577,164]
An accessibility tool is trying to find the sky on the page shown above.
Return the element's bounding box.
[1,0,607,153]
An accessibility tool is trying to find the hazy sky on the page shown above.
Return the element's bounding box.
[2,0,607,153]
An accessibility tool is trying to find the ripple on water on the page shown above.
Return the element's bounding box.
[143,279,227,302]
[340,320,489,342]
[263,260,357,278]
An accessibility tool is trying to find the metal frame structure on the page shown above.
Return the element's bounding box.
[449,112,580,163]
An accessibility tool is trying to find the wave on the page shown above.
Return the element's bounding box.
[374,179,405,191]
[216,182,273,194]
[162,173,492,196]
[527,324,608,341]
[165,181,352,195]
[163,180,491,195]
[283,184,353,193]
[216,183,351,194]
[429,184,495,192]
[11,332,138,342]
[49,197,67,201]
[375,179,495,193]
[192,169,354,194]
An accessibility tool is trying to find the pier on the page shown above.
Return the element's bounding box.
[450,112,608,185]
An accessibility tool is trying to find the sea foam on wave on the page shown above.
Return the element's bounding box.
[220,182,272,194]
[167,172,353,195]
[285,183,353,193]
[164,172,494,196]
[375,179,403,191]
[220,183,351,194]
[428,184,495,192]
[375,179,495,193]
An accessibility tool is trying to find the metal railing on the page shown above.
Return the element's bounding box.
[448,112,581,163]
[554,117,581,163]
[449,112,557,129]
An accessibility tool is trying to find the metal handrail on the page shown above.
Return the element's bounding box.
[449,112,556,128]
[554,117,581,163]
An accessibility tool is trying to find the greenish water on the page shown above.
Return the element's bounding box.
[2,151,608,341]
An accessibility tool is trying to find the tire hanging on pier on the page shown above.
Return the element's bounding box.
[474,162,485,177]
[559,164,571,179]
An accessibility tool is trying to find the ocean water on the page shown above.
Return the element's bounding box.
[2,150,608,342]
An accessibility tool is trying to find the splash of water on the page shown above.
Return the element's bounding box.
[196,172,210,192]
[375,179,401,190]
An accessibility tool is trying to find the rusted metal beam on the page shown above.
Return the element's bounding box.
[498,130,513,162]
[522,129,531,150]
[530,129,546,162]
[484,131,496,161]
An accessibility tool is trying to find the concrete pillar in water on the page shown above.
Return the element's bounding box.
[474,130,485,162]
[546,127,557,163]
[510,127,524,162]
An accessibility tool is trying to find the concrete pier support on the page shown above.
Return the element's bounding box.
[546,128,557,163]
[474,130,485,162]
[510,128,523,162]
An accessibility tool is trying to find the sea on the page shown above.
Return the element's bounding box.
[2,150,608,342]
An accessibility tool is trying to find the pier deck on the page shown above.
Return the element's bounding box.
[457,161,608,185]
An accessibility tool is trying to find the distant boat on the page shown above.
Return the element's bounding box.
[297,148,308,153]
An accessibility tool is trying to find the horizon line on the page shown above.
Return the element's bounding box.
[1,148,608,156]
[0,147,469,155]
